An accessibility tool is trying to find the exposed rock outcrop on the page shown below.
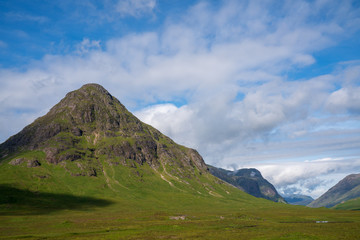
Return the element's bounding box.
[0,84,207,178]
[208,166,286,203]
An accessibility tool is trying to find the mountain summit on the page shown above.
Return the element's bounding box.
[1,83,206,171]
[0,83,237,201]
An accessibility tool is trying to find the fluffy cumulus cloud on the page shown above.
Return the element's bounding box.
[0,0,360,197]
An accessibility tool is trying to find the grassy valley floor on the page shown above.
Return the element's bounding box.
[1,189,360,240]
[0,153,359,239]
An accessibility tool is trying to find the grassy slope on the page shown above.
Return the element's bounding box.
[1,154,360,239]
[308,174,360,208]
[333,197,360,211]
[310,185,360,208]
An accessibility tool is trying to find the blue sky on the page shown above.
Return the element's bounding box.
[0,0,360,198]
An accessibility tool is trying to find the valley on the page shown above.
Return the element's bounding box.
[1,173,360,240]
[0,84,359,239]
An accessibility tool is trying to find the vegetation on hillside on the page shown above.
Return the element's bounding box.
[309,173,360,208]
[333,197,360,211]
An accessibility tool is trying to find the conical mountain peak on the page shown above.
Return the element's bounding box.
[64,83,115,106]
[0,84,207,176]
[48,83,124,118]
[80,83,108,91]
[1,84,137,155]
[46,83,132,135]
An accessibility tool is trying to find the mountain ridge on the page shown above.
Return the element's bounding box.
[208,165,286,203]
[308,173,360,208]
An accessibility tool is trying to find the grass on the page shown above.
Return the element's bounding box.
[333,197,360,210]
[0,154,360,239]
[1,199,359,240]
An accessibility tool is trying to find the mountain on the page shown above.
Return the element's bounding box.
[0,83,208,173]
[2,84,360,239]
[0,83,240,203]
[208,165,286,203]
[308,173,360,208]
[282,194,314,206]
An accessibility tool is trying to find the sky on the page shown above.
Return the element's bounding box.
[0,0,360,199]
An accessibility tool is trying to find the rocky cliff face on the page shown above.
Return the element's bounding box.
[0,84,207,178]
[208,166,286,203]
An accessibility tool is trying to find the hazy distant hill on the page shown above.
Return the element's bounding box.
[283,194,314,206]
[208,166,286,203]
[308,173,360,208]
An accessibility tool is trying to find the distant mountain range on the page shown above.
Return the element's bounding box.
[308,173,360,208]
[282,194,314,206]
[208,166,286,203]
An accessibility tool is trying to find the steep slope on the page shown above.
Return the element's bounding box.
[1,84,204,170]
[208,165,286,203]
[283,194,314,206]
[308,173,360,208]
[0,83,234,203]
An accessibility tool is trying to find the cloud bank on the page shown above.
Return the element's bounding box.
[252,157,360,198]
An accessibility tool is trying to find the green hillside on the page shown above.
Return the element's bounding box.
[308,173,360,208]
[0,84,359,239]
[1,156,360,239]
[333,197,360,211]
[0,83,233,215]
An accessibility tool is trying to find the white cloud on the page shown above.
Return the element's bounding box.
[325,64,360,113]
[248,158,360,198]
[116,0,156,18]
[135,104,195,145]
[327,87,360,113]
[257,158,359,186]
[76,38,101,55]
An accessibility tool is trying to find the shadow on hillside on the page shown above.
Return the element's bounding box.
[0,184,114,215]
